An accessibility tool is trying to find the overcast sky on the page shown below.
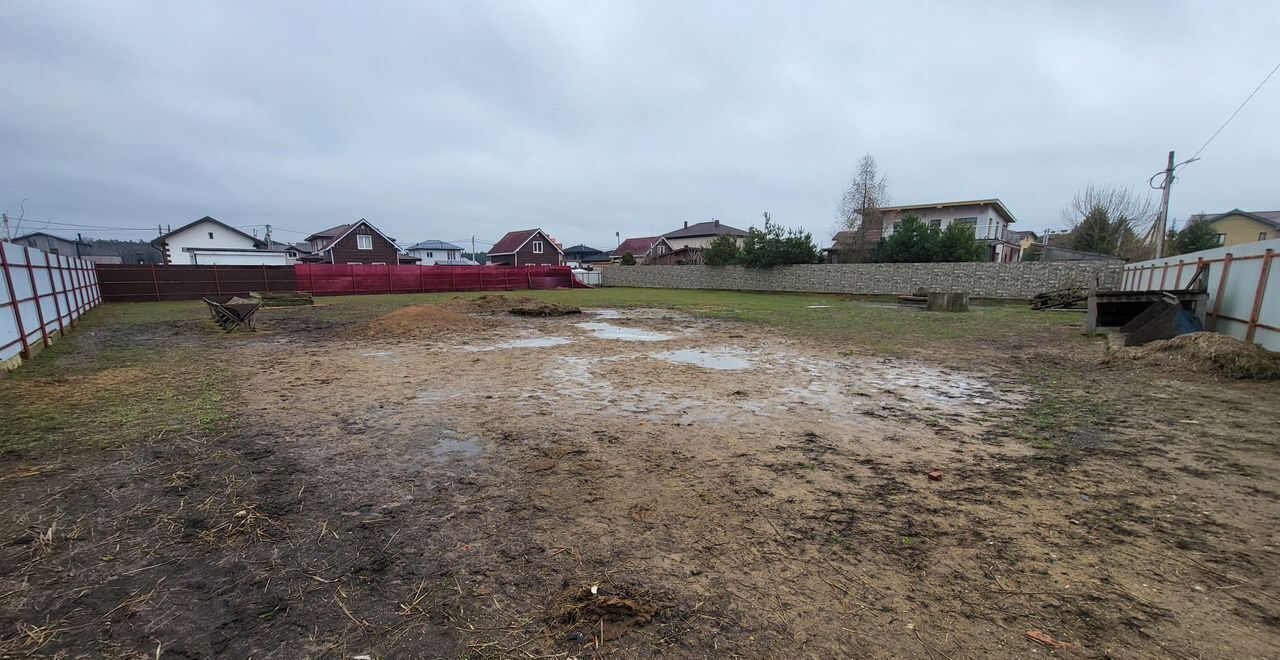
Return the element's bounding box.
[2,1,1277,250]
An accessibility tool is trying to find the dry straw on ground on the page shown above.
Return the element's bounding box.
[1105,332,1280,380]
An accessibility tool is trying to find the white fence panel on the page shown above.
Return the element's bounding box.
[1121,239,1278,351]
[0,240,102,367]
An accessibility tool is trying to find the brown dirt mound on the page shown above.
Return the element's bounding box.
[1105,332,1280,380]
[445,294,541,312]
[510,302,581,317]
[552,585,660,642]
[353,304,493,337]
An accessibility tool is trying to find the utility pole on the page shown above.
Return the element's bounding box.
[471,235,476,262]
[264,224,272,249]
[1,213,9,241]
[1152,150,1176,260]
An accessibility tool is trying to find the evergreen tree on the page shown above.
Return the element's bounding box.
[935,223,985,262]
[620,252,637,265]
[873,216,939,263]
[703,234,741,265]
[1071,207,1123,255]
[1173,220,1221,255]
[737,213,820,267]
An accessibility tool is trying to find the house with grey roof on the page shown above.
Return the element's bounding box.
[405,240,476,265]
[1185,209,1280,247]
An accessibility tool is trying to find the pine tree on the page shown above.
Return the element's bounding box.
[1173,219,1221,255]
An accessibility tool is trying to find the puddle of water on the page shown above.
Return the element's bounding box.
[362,351,394,357]
[432,437,483,462]
[657,348,753,370]
[467,336,574,351]
[575,322,672,342]
[590,309,623,319]
[805,305,831,309]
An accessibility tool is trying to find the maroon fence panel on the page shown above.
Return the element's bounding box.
[294,264,580,296]
[96,265,297,302]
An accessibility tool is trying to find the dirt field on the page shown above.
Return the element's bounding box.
[1,290,1277,659]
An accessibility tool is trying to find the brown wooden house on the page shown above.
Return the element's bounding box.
[487,228,563,266]
[305,219,402,265]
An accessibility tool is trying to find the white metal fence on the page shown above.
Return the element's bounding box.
[1121,239,1278,351]
[1,240,101,368]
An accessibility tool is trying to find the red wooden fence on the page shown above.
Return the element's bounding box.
[293,264,585,296]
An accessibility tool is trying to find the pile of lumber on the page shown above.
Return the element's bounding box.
[251,291,313,307]
[1032,287,1087,310]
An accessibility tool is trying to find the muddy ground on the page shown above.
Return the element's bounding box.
[1,294,1277,659]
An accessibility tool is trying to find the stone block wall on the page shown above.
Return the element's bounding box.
[600,262,1121,300]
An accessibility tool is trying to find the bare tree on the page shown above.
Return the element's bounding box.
[1060,183,1157,260]
[833,155,889,262]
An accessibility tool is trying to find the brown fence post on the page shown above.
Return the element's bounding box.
[1174,260,1185,288]
[0,243,31,359]
[49,255,65,337]
[150,264,161,302]
[387,265,393,294]
[212,264,221,296]
[1210,254,1233,331]
[22,248,50,348]
[262,264,271,293]
[1245,249,1274,344]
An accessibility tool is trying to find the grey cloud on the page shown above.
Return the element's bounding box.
[2,1,1277,249]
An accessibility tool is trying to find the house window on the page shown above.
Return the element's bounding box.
[1261,232,1269,241]
[955,218,977,234]
[423,251,433,258]
[357,234,373,250]
[1215,233,1227,245]
[532,241,544,254]
[929,219,942,229]
[287,251,297,258]
[208,232,214,239]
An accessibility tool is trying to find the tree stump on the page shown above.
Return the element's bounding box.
[926,292,969,312]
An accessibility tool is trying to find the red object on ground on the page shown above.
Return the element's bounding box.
[927,470,943,481]
[1025,630,1080,651]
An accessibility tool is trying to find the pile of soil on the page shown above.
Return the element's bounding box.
[552,585,660,642]
[447,294,541,312]
[352,304,493,337]
[1106,332,1280,380]
[510,302,582,317]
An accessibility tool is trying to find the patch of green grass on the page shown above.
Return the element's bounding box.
[1,304,234,453]
[290,288,1079,354]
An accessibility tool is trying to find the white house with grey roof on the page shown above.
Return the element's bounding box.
[405,240,476,265]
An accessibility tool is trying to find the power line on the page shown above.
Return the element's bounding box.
[1183,59,1280,167]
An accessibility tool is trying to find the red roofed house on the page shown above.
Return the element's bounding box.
[304,219,403,265]
[487,228,563,266]
[610,236,674,262]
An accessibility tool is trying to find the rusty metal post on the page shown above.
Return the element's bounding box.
[1210,254,1233,331]
[0,242,30,359]
[151,264,161,302]
[48,254,65,336]
[1245,249,1274,344]
[22,248,50,348]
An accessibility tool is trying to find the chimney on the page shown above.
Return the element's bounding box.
[714,219,720,227]
[684,221,688,228]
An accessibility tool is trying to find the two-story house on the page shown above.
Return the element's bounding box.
[1185,209,1280,247]
[405,240,474,265]
[487,229,563,266]
[878,199,1021,262]
[304,219,402,265]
